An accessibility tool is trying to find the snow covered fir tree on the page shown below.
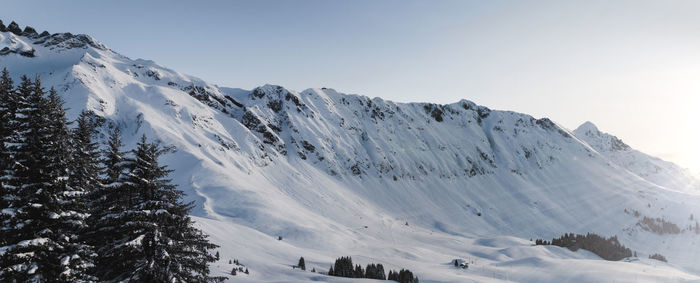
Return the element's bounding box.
[0,69,221,282]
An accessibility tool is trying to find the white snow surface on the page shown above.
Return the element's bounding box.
[573,121,700,193]
[2,25,700,282]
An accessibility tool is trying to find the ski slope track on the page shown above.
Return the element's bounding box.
[2,21,700,282]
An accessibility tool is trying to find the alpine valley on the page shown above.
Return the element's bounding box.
[2,20,700,282]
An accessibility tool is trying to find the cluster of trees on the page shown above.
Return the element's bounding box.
[0,70,221,282]
[627,208,690,234]
[228,258,249,275]
[327,256,418,283]
[328,256,366,278]
[388,269,419,283]
[536,233,633,261]
[636,216,681,235]
[365,263,387,280]
[648,253,667,263]
[230,266,248,276]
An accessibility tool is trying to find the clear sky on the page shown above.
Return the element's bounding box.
[2,0,699,172]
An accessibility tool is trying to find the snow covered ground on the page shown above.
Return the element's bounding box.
[197,216,700,282]
[2,22,700,282]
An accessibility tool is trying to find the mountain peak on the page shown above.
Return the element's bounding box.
[575,121,599,134]
[573,121,631,153]
[572,121,700,192]
[7,21,22,35]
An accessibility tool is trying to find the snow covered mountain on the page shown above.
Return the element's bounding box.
[573,121,700,193]
[3,20,700,282]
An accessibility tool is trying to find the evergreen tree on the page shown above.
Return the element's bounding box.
[365,263,386,280]
[387,269,419,283]
[298,257,306,271]
[0,75,31,258]
[99,135,220,282]
[396,269,419,283]
[353,264,364,278]
[0,68,15,247]
[0,76,59,281]
[71,111,103,209]
[330,256,354,278]
[0,78,94,282]
[68,110,105,279]
[90,126,133,280]
[47,87,96,282]
[377,264,386,279]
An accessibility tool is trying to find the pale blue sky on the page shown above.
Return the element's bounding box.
[2,0,699,171]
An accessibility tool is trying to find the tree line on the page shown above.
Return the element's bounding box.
[327,256,418,283]
[0,69,222,282]
[536,232,633,261]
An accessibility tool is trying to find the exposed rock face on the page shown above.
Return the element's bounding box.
[22,26,38,37]
[0,19,107,55]
[7,21,22,35]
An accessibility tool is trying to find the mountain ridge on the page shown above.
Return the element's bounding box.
[573,120,699,193]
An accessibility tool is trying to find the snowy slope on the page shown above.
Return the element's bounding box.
[3,20,700,282]
[573,121,700,193]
